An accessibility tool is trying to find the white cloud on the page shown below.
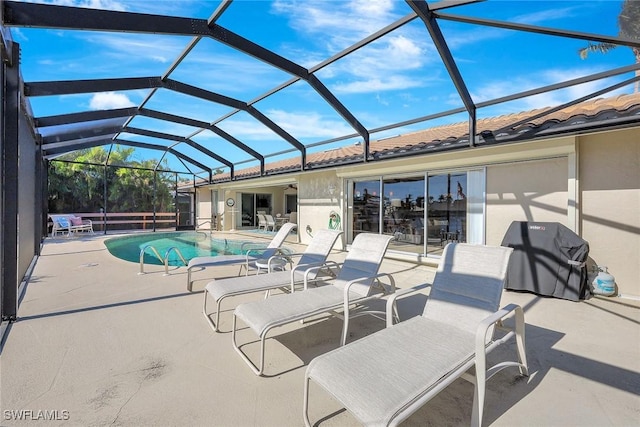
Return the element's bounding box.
[512,6,579,25]
[271,1,440,95]
[89,92,135,109]
[215,109,354,141]
[332,74,427,94]
[471,66,630,113]
[267,109,354,138]
[84,34,183,64]
[376,93,389,107]
[273,0,398,43]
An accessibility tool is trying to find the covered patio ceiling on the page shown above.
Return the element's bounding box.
[2,0,639,184]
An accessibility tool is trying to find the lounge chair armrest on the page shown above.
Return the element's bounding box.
[475,303,524,352]
[240,242,268,253]
[385,283,431,327]
[342,272,396,305]
[287,261,329,291]
[244,246,270,259]
[301,261,341,289]
[264,255,292,272]
[291,260,326,275]
[276,252,304,261]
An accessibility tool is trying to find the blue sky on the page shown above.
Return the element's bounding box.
[10,0,635,175]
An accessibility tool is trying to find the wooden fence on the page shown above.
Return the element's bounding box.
[60,212,178,231]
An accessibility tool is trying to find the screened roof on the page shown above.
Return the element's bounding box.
[2,0,640,183]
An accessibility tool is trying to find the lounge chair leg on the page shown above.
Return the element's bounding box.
[187,269,193,292]
[514,306,529,376]
[471,352,487,427]
[231,314,265,376]
[340,308,350,346]
[202,290,220,333]
[303,375,313,427]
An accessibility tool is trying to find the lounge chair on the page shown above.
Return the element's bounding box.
[202,229,343,332]
[186,222,297,291]
[265,214,276,231]
[303,243,528,427]
[232,233,394,375]
[257,214,267,230]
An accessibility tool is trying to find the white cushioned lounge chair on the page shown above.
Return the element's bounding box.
[186,222,297,291]
[265,214,276,231]
[232,233,394,375]
[202,229,343,332]
[303,243,528,427]
[256,214,268,230]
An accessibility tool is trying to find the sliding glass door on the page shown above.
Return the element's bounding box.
[382,176,425,255]
[240,193,272,228]
[352,180,380,238]
[348,169,482,257]
[426,172,467,254]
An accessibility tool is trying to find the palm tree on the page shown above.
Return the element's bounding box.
[579,0,640,92]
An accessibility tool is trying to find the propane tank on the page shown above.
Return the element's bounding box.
[592,266,616,296]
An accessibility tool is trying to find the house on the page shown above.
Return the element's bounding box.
[193,93,640,298]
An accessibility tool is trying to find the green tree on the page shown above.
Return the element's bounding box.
[579,0,640,92]
[48,146,176,215]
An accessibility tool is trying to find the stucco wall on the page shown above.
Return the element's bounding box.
[196,188,212,229]
[199,131,639,298]
[297,171,343,248]
[579,129,640,297]
[486,157,568,246]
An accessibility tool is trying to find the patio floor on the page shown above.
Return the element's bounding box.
[1,231,639,426]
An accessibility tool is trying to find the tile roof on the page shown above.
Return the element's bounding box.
[211,93,640,183]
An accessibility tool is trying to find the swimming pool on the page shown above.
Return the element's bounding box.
[104,232,252,266]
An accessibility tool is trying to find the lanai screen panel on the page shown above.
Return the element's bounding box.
[4,0,639,178]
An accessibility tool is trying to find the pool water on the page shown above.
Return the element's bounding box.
[104,232,252,266]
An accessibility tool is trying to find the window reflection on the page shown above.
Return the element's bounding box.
[349,172,470,257]
[383,177,425,254]
[352,181,380,238]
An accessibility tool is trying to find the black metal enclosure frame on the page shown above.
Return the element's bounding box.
[1,0,640,324]
[4,0,640,180]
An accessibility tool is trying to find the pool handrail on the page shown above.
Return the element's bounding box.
[164,247,188,276]
[139,245,164,275]
[138,245,189,275]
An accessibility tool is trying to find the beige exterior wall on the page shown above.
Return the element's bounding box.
[198,129,639,297]
[297,170,343,247]
[221,187,273,231]
[195,188,213,229]
[579,129,640,297]
[486,157,569,246]
[204,171,343,245]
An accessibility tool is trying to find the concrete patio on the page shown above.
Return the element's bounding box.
[1,232,638,426]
